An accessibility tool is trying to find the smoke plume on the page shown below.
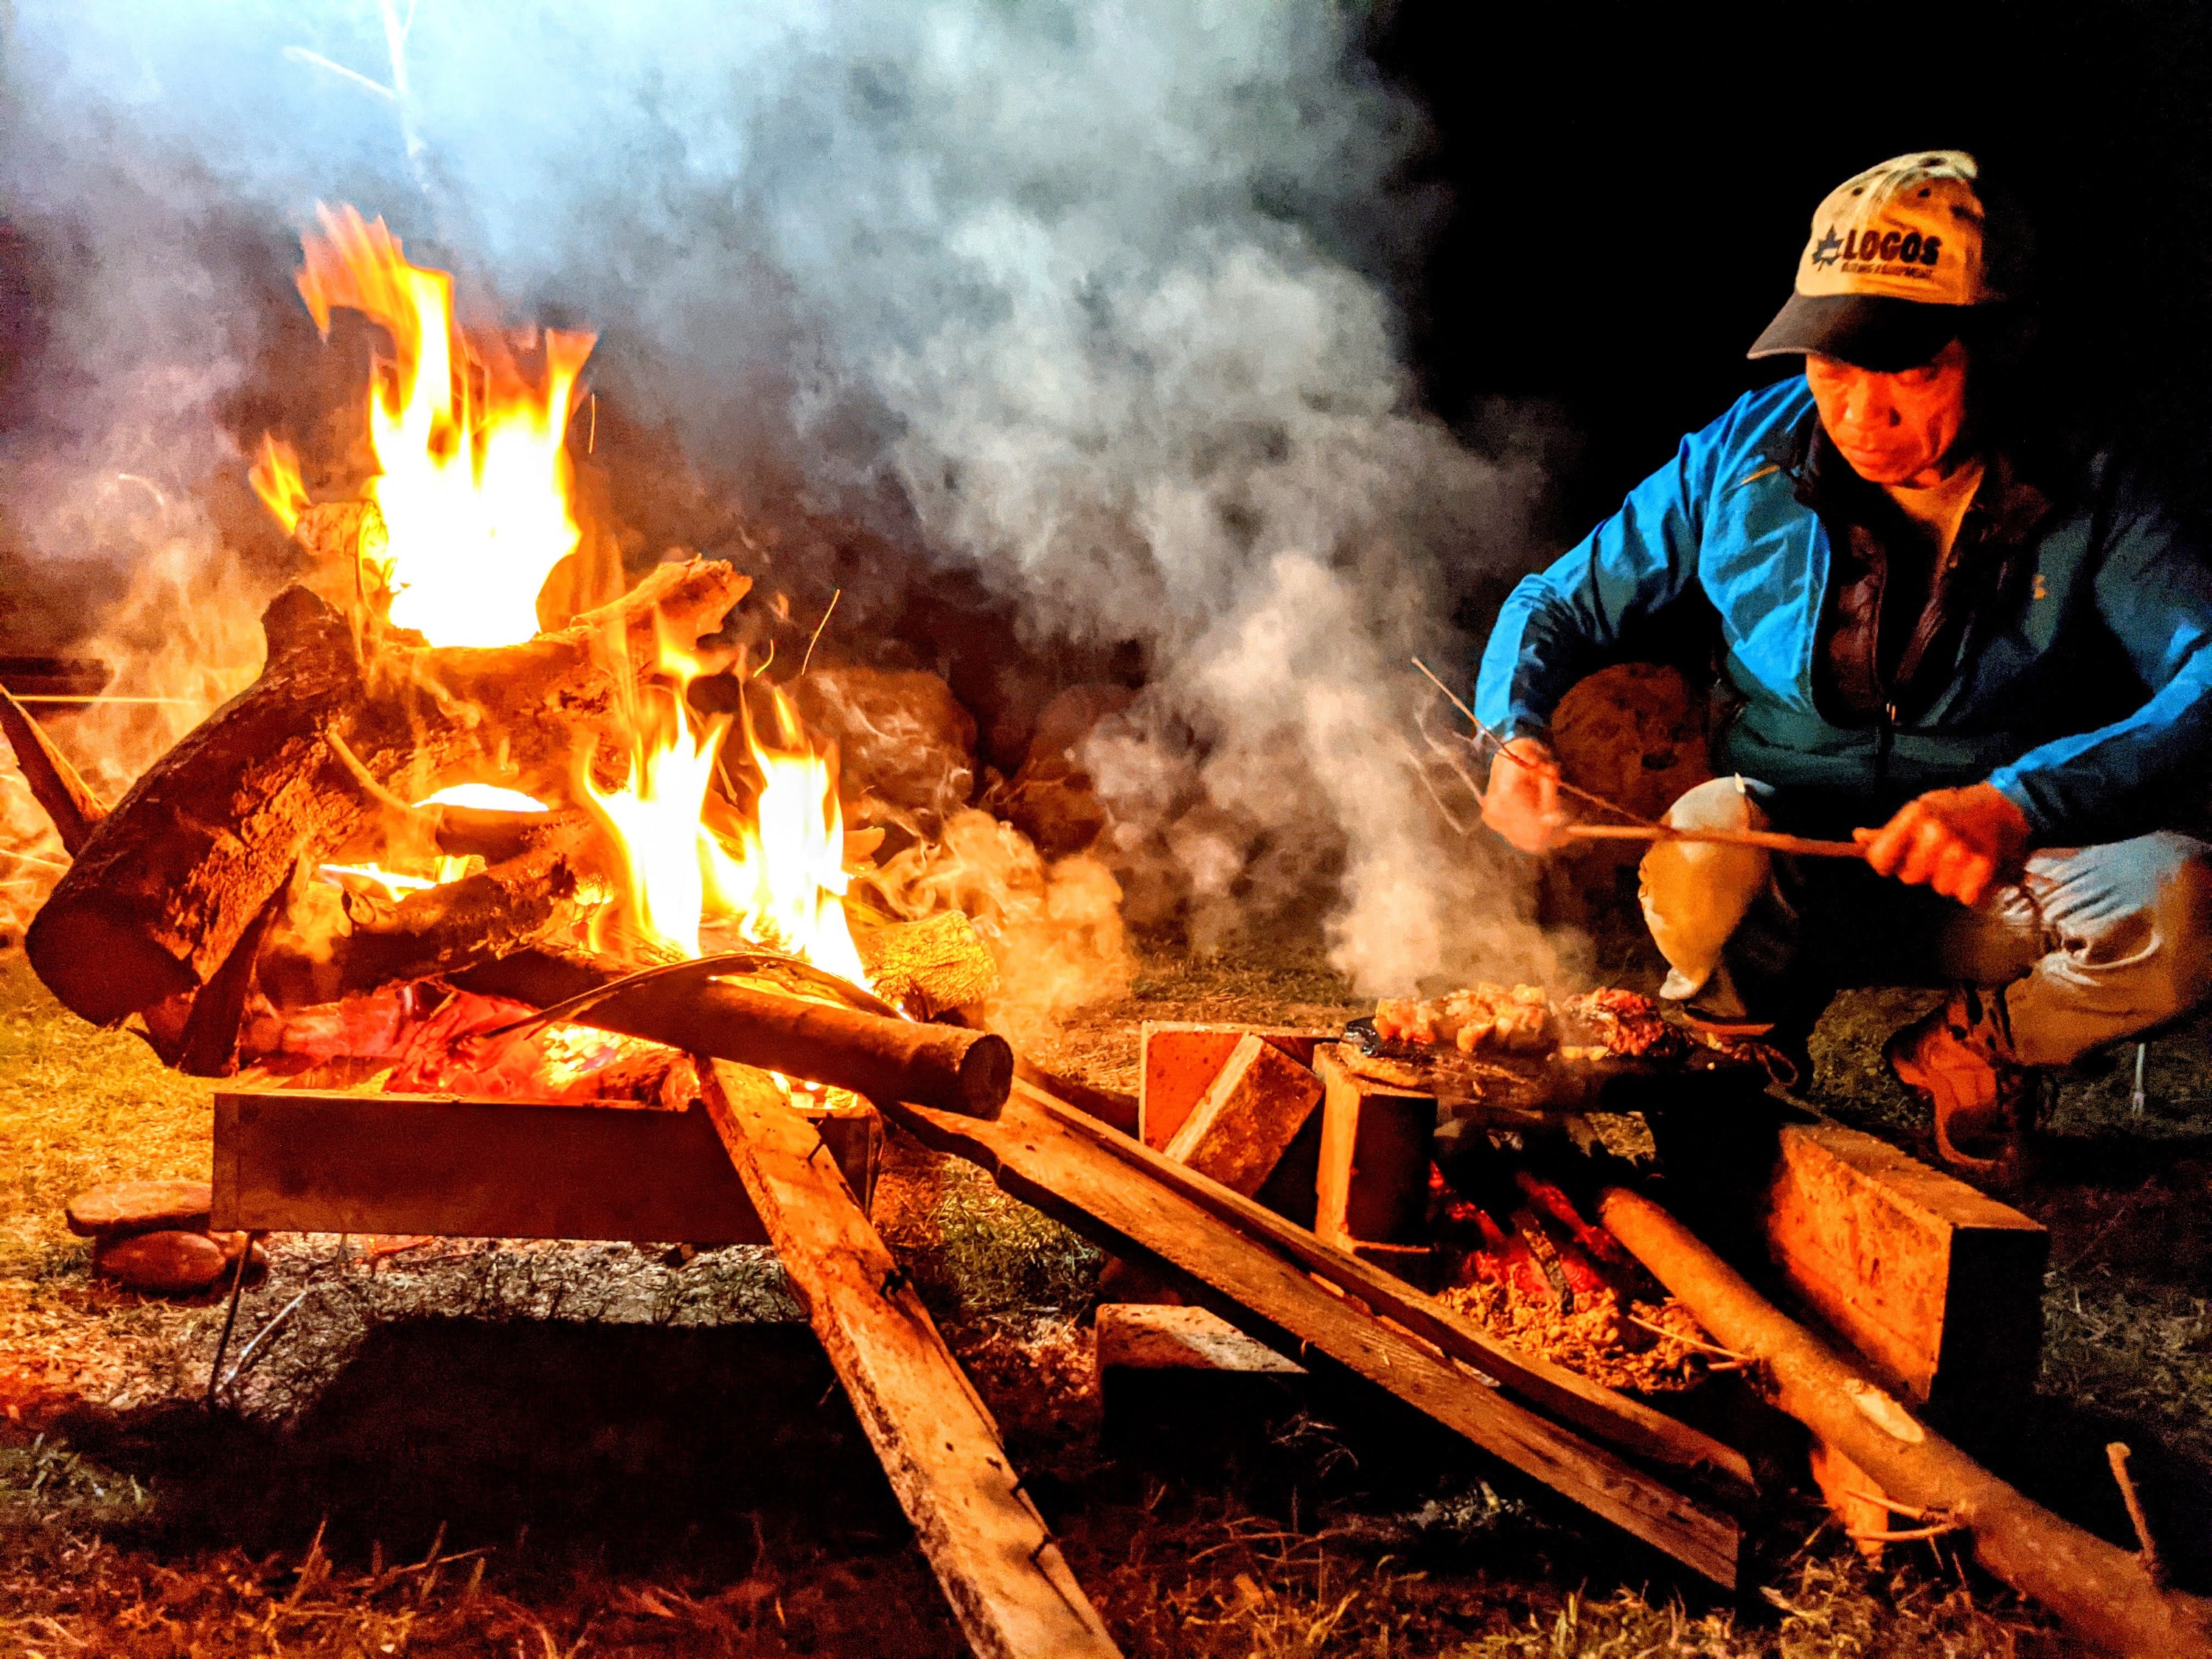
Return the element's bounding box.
[0,1,1556,990]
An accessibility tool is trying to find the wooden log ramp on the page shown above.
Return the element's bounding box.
[1597,1183,2212,1659]
[888,1078,1753,1588]
[702,1060,1121,1658]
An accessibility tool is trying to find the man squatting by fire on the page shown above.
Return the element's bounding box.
[1475,150,2212,1180]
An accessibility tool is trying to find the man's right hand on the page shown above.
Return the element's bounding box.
[1481,736,1569,853]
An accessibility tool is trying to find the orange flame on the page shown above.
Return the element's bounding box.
[253,204,593,647]
[703,685,872,989]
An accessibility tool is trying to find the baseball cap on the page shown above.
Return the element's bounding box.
[1750,150,2017,371]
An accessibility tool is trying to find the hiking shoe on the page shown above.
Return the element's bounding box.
[1677,1011,1812,1093]
[1884,987,2039,1184]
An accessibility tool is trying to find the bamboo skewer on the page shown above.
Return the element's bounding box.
[1563,823,1867,859]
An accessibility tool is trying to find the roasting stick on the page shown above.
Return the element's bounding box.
[1564,822,1867,859]
[1408,658,1868,860]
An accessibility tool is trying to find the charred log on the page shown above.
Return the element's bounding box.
[257,813,612,1006]
[27,558,748,1026]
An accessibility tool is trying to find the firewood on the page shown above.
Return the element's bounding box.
[890,1081,1749,1586]
[1161,1033,1324,1196]
[27,557,748,1026]
[1312,1043,1436,1250]
[456,947,1013,1118]
[258,813,611,1006]
[704,1061,1119,1657]
[1596,1183,2212,1658]
[0,682,105,853]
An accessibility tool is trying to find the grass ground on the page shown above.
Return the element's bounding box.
[1,933,2203,1657]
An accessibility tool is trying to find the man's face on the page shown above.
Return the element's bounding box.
[1804,338,1971,486]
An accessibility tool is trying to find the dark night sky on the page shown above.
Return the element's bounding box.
[1374,0,2212,546]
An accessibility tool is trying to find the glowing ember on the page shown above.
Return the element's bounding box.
[251,204,594,648]
[418,782,551,813]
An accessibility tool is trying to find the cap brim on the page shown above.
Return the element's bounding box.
[1748,293,1972,372]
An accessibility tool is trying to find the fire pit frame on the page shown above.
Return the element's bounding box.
[210,1085,880,1244]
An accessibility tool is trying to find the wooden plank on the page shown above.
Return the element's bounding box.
[703,1062,1121,1659]
[1138,1023,1329,1148]
[1161,1034,1324,1196]
[212,1089,772,1244]
[887,1085,1747,1586]
[1312,1043,1436,1248]
[995,1082,1754,1514]
[1761,1121,2047,1407]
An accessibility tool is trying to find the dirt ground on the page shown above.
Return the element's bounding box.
[1,925,2207,1658]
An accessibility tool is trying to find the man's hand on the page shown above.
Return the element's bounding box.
[1482,736,1569,853]
[1854,783,2031,905]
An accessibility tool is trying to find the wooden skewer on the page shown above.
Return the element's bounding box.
[1563,822,1867,859]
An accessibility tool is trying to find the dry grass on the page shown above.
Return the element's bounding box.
[0,939,2185,1657]
[0,953,214,1283]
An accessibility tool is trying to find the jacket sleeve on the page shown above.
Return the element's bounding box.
[1473,412,1726,739]
[1988,472,2212,842]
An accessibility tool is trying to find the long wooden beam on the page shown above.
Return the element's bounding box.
[703,1062,1121,1659]
[886,1083,1746,1587]
[1015,1080,1755,1512]
[1599,1184,2212,1659]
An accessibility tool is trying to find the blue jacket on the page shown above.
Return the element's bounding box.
[1473,377,2212,844]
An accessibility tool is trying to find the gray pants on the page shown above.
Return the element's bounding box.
[1640,777,2212,1065]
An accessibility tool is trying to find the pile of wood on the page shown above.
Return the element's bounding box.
[4,550,1013,1120]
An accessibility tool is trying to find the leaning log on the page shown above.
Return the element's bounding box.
[588,978,1011,1119]
[0,683,105,853]
[704,1060,1121,1658]
[27,558,748,1026]
[891,1082,1747,1585]
[1596,1184,2212,1659]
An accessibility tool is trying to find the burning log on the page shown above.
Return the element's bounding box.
[585,978,1012,1119]
[455,947,1012,1118]
[27,557,748,1026]
[258,813,611,1006]
[1597,1183,2212,1658]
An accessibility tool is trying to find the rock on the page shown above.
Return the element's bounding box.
[1549,662,1713,860]
[92,1229,228,1294]
[994,684,1138,857]
[66,1178,214,1239]
[790,667,978,826]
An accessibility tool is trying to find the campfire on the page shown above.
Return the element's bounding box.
[3,204,2188,1659]
[21,205,1005,1115]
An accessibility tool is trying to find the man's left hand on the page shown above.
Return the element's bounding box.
[1854,784,2032,905]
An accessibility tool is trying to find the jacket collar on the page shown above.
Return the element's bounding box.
[1759,400,2058,552]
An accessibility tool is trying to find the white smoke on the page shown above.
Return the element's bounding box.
[0,0,1555,992]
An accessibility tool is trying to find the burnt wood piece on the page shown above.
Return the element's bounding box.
[262,813,611,1006]
[1312,1043,1437,1249]
[212,1087,874,1244]
[984,1080,1753,1514]
[1761,1121,2048,1410]
[176,876,294,1076]
[704,1061,1121,1659]
[0,683,105,853]
[580,978,1012,1119]
[27,558,748,1026]
[1597,1184,2212,1658]
[1161,1033,1324,1196]
[888,1082,1747,1586]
